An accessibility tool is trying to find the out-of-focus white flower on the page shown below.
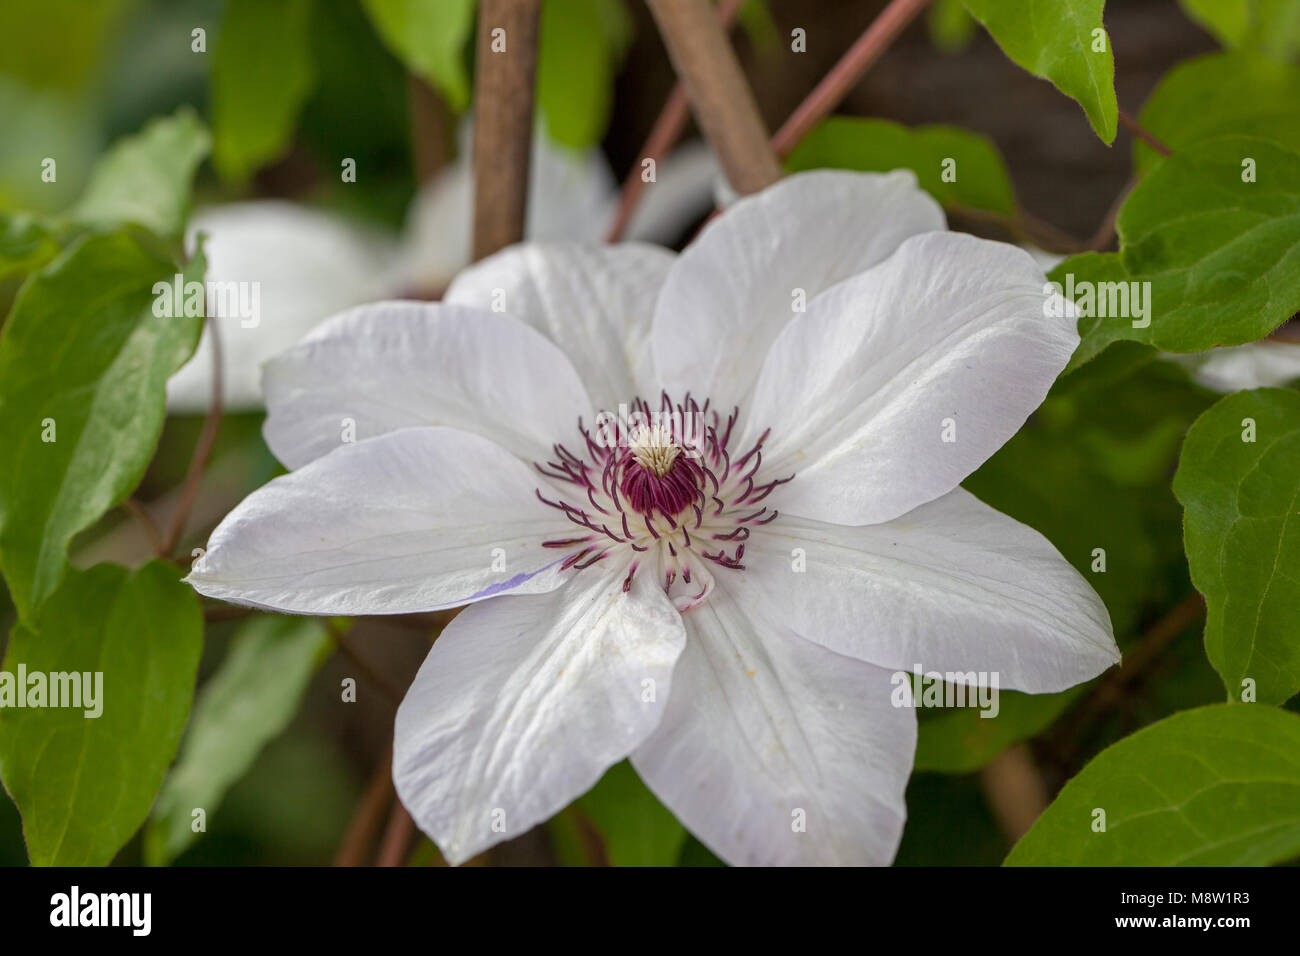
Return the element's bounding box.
[1169,339,1300,392]
[167,202,398,413]
[398,127,718,292]
[189,170,1117,866]
[168,129,718,412]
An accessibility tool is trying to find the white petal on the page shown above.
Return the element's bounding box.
[167,202,398,413]
[443,242,676,409]
[188,427,574,615]
[651,169,944,409]
[632,579,915,866]
[394,557,685,864]
[398,120,614,293]
[746,231,1077,526]
[744,489,1118,693]
[262,300,592,469]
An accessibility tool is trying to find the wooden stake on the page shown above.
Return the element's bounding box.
[471,0,542,261]
[645,0,781,196]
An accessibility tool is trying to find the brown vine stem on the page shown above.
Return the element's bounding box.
[334,745,395,867]
[1118,108,1172,158]
[471,0,542,260]
[771,0,932,158]
[161,315,223,558]
[376,801,417,867]
[646,0,782,195]
[605,0,744,242]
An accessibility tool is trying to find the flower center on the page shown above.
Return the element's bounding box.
[629,423,681,476]
[534,394,793,612]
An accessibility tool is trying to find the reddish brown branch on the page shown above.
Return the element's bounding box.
[376,800,417,867]
[333,746,395,867]
[605,0,743,242]
[1118,108,1172,158]
[1048,593,1207,767]
[771,0,932,158]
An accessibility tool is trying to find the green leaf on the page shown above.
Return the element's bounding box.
[575,761,686,866]
[361,0,477,111]
[1136,53,1300,174]
[0,561,203,866]
[1062,137,1300,370]
[0,232,205,621]
[0,0,133,94]
[70,108,211,242]
[537,0,631,149]
[928,0,977,54]
[1006,704,1300,865]
[961,0,1116,143]
[144,615,332,865]
[0,211,59,282]
[897,774,1005,864]
[784,117,1016,215]
[0,76,98,215]
[211,0,316,182]
[1174,388,1300,705]
[1179,0,1300,61]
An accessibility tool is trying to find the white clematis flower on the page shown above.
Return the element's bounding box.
[188,170,1118,866]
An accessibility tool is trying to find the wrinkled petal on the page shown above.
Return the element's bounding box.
[444,242,675,409]
[399,120,614,294]
[262,300,592,469]
[743,489,1118,693]
[651,169,944,410]
[395,558,685,865]
[167,201,398,412]
[745,231,1077,526]
[632,578,914,866]
[188,427,573,614]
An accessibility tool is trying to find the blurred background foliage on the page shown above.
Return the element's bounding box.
[0,0,1297,867]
